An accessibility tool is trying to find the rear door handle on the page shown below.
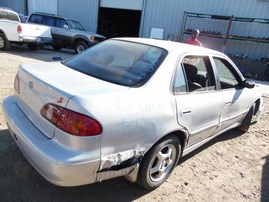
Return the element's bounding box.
[181,108,192,115]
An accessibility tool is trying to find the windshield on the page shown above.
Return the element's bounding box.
[63,39,167,87]
[67,19,85,30]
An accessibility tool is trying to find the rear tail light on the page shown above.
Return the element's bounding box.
[17,25,22,33]
[14,74,20,94]
[40,104,102,136]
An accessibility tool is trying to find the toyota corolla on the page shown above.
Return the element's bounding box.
[2,38,263,190]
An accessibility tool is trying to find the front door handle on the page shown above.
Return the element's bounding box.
[225,100,235,105]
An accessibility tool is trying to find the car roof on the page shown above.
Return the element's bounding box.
[32,12,68,20]
[114,37,224,56]
[0,7,16,13]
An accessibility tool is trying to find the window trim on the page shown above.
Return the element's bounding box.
[211,56,244,90]
[172,54,217,94]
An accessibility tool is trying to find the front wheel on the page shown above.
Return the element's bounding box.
[27,44,39,50]
[138,135,181,190]
[0,33,11,51]
[74,41,88,54]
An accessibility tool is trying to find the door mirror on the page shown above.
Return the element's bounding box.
[242,80,255,88]
[63,24,69,29]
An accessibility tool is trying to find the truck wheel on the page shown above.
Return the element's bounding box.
[28,44,39,50]
[75,41,88,54]
[138,135,181,190]
[52,43,62,51]
[0,33,11,51]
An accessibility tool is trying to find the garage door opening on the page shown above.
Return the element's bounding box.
[97,7,141,38]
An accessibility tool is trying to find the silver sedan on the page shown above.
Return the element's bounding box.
[2,38,263,190]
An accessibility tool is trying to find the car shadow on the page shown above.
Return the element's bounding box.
[179,129,244,163]
[261,155,269,202]
[0,127,265,202]
[4,44,75,62]
[0,129,150,202]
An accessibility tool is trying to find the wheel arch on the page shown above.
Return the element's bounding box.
[146,130,188,158]
[73,35,90,47]
[0,29,7,36]
[253,98,262,116]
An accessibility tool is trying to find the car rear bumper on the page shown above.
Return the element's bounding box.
[19,36,53,44]
[2,95,100,187]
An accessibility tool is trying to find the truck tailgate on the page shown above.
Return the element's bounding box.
[21,23,51,38]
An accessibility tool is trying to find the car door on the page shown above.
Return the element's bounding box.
[174,55,223,147]
[54,18,73,46]
[211,56,251,132]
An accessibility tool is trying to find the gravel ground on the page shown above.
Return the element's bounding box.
[0,45,269,202]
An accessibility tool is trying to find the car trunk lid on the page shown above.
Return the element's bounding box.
[15,62,127,139]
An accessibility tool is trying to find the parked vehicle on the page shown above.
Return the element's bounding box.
[2,38,263,190]
[28,12,106,53]
[0,7,52,50]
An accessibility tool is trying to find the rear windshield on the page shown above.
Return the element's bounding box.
[63,39,167,87]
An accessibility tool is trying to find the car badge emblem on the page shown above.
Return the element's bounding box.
[28,81,34,89]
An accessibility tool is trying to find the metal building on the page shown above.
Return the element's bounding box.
[1,0,269,78]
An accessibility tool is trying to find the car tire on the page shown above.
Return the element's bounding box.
[75,41,88,54]
[138,135,181,190]
[0,33,11,51]
[238,104,255,132]
[52,43,62,51]
[27,44,40,50]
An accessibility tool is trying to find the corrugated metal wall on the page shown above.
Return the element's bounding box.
[141,0,269,39]
[1,0,268,61]
[0,0,25,14]
[141,0,269,60]
[58,0,99,32]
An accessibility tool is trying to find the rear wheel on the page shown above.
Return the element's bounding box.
[74,41,88,54]
[0,33,11,51]
[138,135,181,190]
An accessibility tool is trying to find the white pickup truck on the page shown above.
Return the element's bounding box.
[0,7,52,50]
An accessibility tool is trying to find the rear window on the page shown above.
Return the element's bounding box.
[9,12,20,21]
[0,10,19,21]
[43,16,55,26]
[63,39,167,87]
[0,11,8,19]
[28,14,43,24]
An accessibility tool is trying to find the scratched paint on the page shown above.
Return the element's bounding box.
[100,148,145,170]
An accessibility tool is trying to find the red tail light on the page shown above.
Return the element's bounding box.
[17,25,22,33]
[14,74,20,94]
[41,104,102,136]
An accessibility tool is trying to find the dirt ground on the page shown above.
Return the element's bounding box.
[0,45,269,202]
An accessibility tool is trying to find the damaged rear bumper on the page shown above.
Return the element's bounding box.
[2,96,99,187]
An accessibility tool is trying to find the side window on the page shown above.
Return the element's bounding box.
[173,64,187,93]
[55,18,68,29]
[1,11,8,20]
[43,16,55,26]
[29,14,43,24]
[175,56,216,93]
[8,12,19,22]
[213,57,240,89]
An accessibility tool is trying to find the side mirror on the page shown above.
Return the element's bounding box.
[63,24,69,29]
[242,80,255,89]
